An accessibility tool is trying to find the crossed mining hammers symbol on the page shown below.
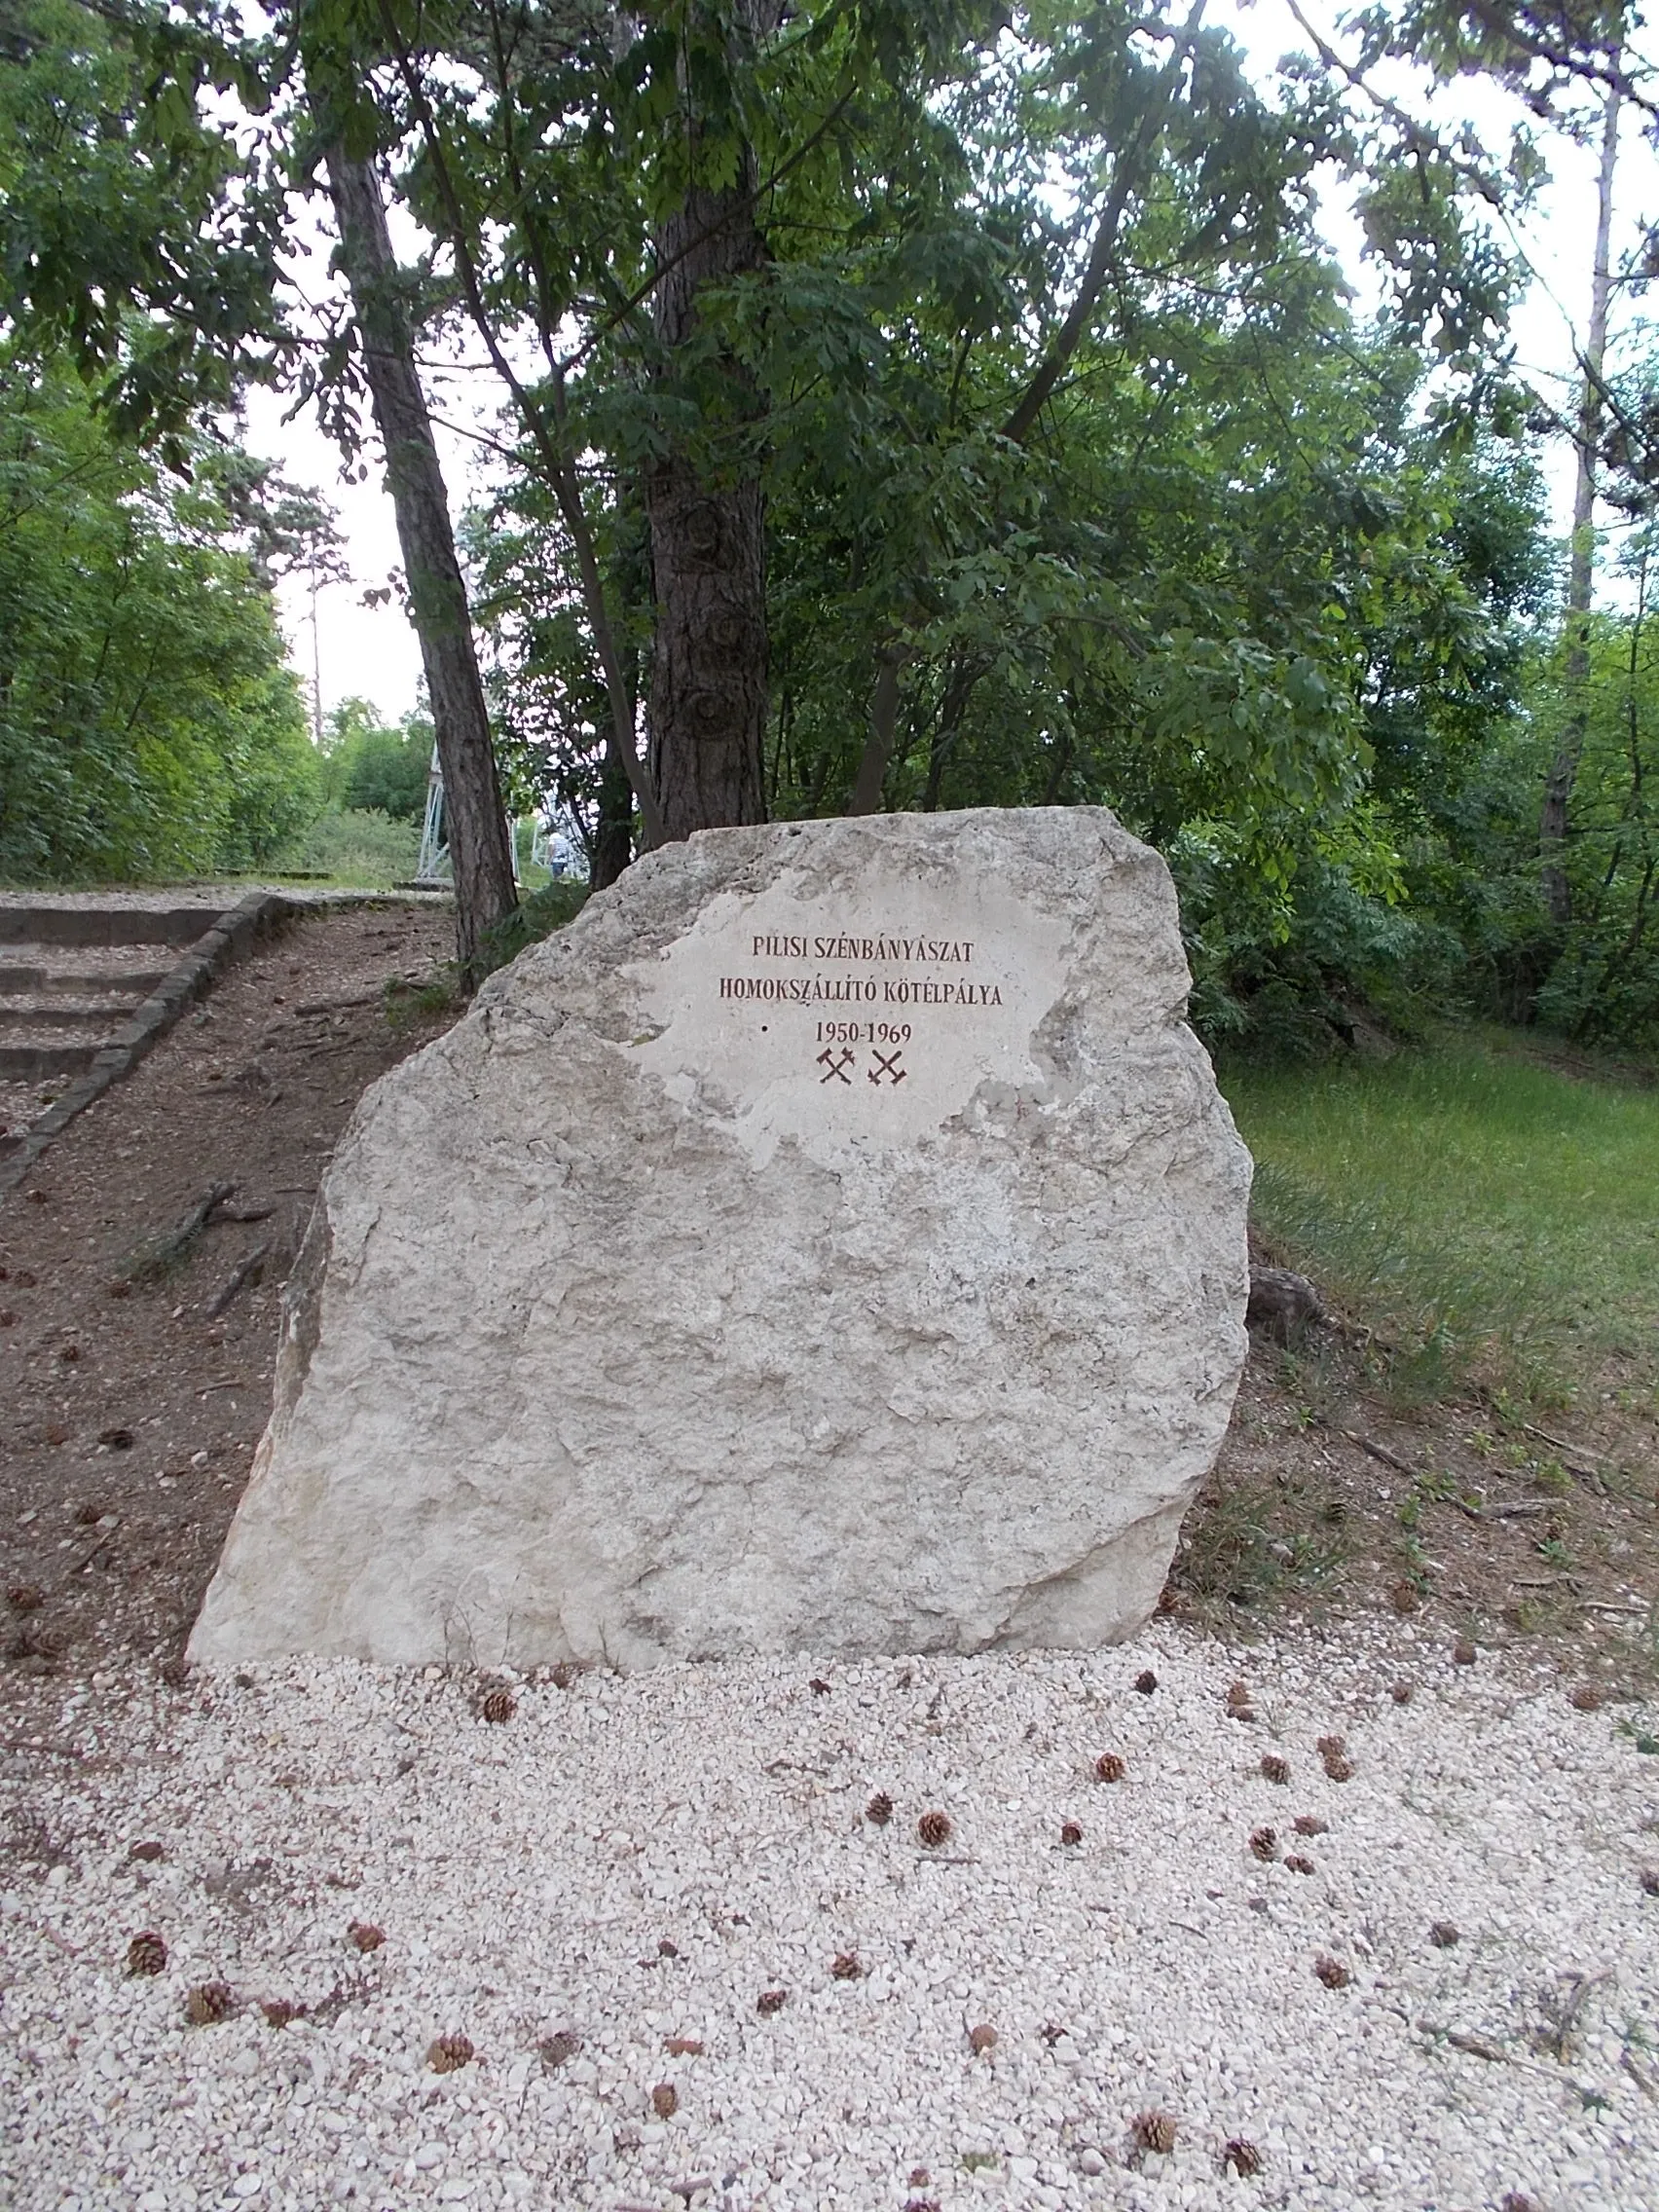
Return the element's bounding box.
[817,1047,856,1085]
[868,1050,907,1086]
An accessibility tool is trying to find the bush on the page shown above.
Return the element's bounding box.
[276,807,421,887]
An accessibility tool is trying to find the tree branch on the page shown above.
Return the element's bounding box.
[374,0,665,849]
[1001,0,1209,446]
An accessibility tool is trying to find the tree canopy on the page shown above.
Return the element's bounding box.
[4,0,1659,1045]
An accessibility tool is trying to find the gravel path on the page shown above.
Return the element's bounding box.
[2,1625,1654,2212]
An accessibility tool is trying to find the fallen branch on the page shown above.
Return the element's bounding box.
[122,1182,237,1281]
[1343,1430,1419,1480]
[1524,1421,1613,1467]
[294,992,385,1016]
[1447,2029,1507,2062]
[206,1241,271,1320]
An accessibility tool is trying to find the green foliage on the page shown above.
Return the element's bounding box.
[0,354,317,882]
[474,875,590,979]
[450,0,1545,951]
[276,806,420,887]
[1528,582,1659,1046]
[319,697,432,820]
[1225,1031,1659,1400]
[0,0,288,449]
[16,0,1654,1066]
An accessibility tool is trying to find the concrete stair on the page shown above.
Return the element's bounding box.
[0,899,237,1149]
[0,926,220,1081]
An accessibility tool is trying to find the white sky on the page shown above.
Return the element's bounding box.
[246,1,1654,726]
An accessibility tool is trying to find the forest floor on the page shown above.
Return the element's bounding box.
[0,898,1653,1723]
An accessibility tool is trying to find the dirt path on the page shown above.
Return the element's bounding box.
[0,902,456,1680]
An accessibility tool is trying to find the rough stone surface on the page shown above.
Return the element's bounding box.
[190,808,1251,1667]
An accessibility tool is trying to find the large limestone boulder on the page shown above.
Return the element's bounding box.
[190,808,1251,1668]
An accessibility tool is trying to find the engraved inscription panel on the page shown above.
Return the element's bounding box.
[627,878,1071,1163]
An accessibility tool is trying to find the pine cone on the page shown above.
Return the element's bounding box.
[1389,1579,1421,1615]
[126,1931,167,1977]
[1223,2138,1264,2177]
[262,2000,303,2029]
[1322,1752,1355,1783]
[129,1840,165,1863]
[1131,2110,1177,2155]
[1391,1680,1414,1704]
[1249,1825,1277,1862]
[549,1661,578,1690]
[866,1791,894,1826]
[663,2036,703,2055]
[1260,1754,1290,1785]
[1641,1868,1659,1897]
[479,1686,516,1724]
[1453,1638,1477,1666]
[1226,1678,1252,1711]
[650,2083,678,2118]
[427,2032,474,2073]
[830,1952,862,1980]
[756,1988,788,2015]
[1313,1954,1351,1989]
[1134,1670,1158,1694]
[1315,1734,1346,1759]
[185,1981,236,2025]
[6,1584,43,1613]
[968,2023,997,2053]
[1060,1821,1084,1847]
[917,1810,952,1847]
[348,1921,385,1952]
[1569,1684,1602,1712]
[539,2030,582,2069]
[1292,1814,1328,1836]
[1094,1751,1125,1784]
[1284,1854,1315,1875]
[1429,1921,1460,1947]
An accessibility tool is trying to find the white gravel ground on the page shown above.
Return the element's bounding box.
[2,1625,1655,2212]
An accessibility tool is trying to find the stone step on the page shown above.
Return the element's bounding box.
[0,1039,105,1078]
[0,963,166,996]
[0,902,230,948]
[0,1001,144,1032]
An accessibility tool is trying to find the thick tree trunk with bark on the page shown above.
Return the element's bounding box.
[589,752,634,890]
[322,145,517,971]
[645,7,772,838]
[1541,73,1621,930]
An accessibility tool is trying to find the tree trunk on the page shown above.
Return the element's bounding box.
[1541,71,1620,930]
[589,752,634,891]
[645,5,773,838]
[848,649,907,816]
[322,144,517,973]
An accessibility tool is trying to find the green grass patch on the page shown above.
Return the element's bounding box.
[1220,1030,1659,1404]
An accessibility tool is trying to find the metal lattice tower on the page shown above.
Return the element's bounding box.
[414,745,523,888]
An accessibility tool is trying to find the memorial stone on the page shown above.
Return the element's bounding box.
[190,807,1251,1667]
